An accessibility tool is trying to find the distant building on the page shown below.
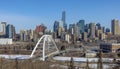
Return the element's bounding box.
[58,27,64,38]
[36,24,47,34]
[85,51,97,58]
[6,24,16,39]
[29,30,34,41]
[69,24,79,37]
[101,26,105,33]
[100,33,106,40]
[53,21,59,33]
[96,29,102,38]
[62,11,67,32]
[64,34,70,43]
[96,23,101,30]
[53,20,64,38]
[100,43,120,53]
[62,11,66,24]
[23,29,35,41]
[89,23,95,38]
[52,32,57,39]
[0,38,12,45]
[70,34,77,43]
[82,32,88,41]
[20,30,28,41]
[36,25,42,33]
[54,21,64,31]
[106,28,110,33]
[0,22,6,37]
[85,24,90,36]
[58,21,64,29]
[104,40,117,44]
[111,19,120,35]
[69,24,74,34]
[77,20,85,34]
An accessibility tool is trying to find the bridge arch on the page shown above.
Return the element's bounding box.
[30,35,59,61]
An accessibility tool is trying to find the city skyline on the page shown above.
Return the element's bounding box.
[0,0,120,32]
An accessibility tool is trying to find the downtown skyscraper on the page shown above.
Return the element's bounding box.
[77,20,85,34]
[62,11,67,32]
[0,22,6,37]
[89,23,95,38]
[111,19,120,35]
[6,24,16,39]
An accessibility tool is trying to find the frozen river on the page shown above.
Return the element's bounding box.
[0,54,31,59]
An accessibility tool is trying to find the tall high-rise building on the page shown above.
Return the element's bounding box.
[111,19,120,35]
[96,23,101,30]
[6,24,16,39]
[89,23,95,38]
[85,24,90,36]
[58,20,64,28]
[77,20,85,34]
[69,24,74,34]
[69,23,79,37]
[53,21,59,33]
[53,20,64,31]
[62,11,67,32]
[101,27,105,33]
[0,22,6,36]
[1,22,6,35]
[106,28,110,33]
[82,32,88,41]
[62,11,66,23]
[53,20,64,38]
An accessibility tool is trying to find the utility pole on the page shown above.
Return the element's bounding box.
[97,49,103,69]
[68,57,75,69]
[86,59,90,69]
[15,58,18,69]
[0,58,3,69]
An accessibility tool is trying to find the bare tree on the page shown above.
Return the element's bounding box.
[97,49,103,69]
[68,57,75,69]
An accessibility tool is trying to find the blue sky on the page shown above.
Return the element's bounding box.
[0,0,120,32]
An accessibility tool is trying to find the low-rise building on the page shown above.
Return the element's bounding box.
[85,51,97,58]
[0,38,12,45]
[100,43,120,53]
[64,34,70,43]
[100,33,106,40]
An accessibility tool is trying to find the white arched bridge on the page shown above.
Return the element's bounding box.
[30,35,60,61]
